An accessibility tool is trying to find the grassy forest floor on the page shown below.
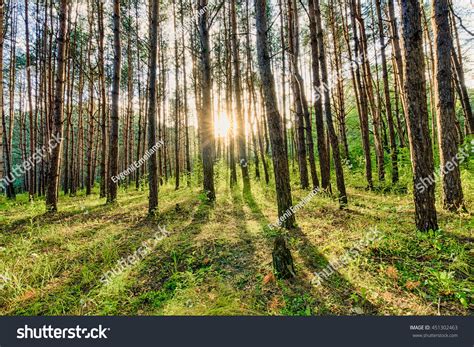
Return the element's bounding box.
[0,160,473,316]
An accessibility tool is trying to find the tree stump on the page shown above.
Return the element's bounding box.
[272,236,296,279]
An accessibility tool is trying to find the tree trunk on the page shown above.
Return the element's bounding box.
[172,0,180,190]
[231,0,251,191]
[400,0,438,231]
[107,0,121,204]
[432,0,465,211]
[147,0,160,213]
[97,0,108,198]
[287,0,309,189]
[45,0,68,212]
[255,0,295,228]
[349,0,373,190]
[198,0,216,201]
[0,0,4,194]
[25,0,36,200]
[309,0,331,191]
[375,0,398,184]
[314,0,347,206]
[179,0,191,186]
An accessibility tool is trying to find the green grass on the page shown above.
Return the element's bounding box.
[0,154,472,316]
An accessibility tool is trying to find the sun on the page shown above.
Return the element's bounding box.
[214,113,231,138]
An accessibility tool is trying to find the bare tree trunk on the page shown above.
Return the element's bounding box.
[0,0,5,194]
[375,0,398,184]
[147,0,160,213]
[329,0,349,161]
[388,0,408,147]
[349,0,373,190]
[97,0,108,198]
[225,2,237,187]
[172,0,180,190]
[400,0,438,231]
[255,0,295,228]
[314,0,347,205]
[432,0,465,211]
[198,0,216,201]
[107,0,121,204]
[179,0,191,186]
[230,0,251,191]
[357,0,384,182]
[25,0,36,200]
[86,3,95,195]
[278,0,288,157]
[256,0,296,280]
[45,0,68,212]
[309,0,330,191]
[287,0,309,189]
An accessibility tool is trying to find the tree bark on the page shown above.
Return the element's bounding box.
[147,0,160,214]
[198,0,216,201]
[97,0,108,198]
[0,0,4,194]
[107,0,121,204]
[309,0,331,191]
[286,0,310,189]
[400,0,438,231]
[432,0,465,211]
[255,0,295,228]
[375,0,398,184]
[45,0,68,212]
[231,0,251,191]
[314,0,347,206]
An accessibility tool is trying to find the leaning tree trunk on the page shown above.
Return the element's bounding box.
[255,0,296,278]
[432,0,464,211]
[46,0,68,212]
[400,0,438,231]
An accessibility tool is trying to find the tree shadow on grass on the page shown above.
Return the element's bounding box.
[124,198,214,312]
[4,196,205,315]
[292,227,380,315]
[227,187,261,275]
[240,188,381,315]
[0,201,119,235]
